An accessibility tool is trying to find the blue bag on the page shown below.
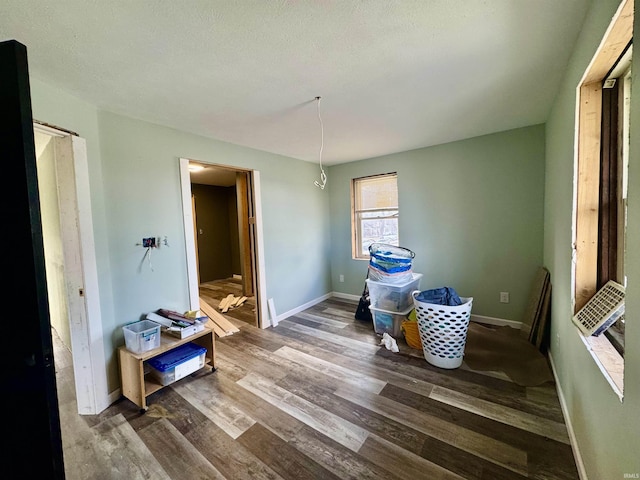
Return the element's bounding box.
[368,243,415,284]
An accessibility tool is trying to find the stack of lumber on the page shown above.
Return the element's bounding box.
[525,267,552,351]
[217,294,248,313]
[199,296,240,337]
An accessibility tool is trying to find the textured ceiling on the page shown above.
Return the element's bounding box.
[0,1,591,165]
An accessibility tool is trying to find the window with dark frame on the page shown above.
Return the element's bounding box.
[598,54,631,357]
[573,0,631,397]
[352,173,399,259]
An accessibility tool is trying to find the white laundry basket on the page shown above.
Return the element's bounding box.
[412,291,473,369]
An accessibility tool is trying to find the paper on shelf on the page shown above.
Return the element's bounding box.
[166,322,205,339]
[146,312,173,328]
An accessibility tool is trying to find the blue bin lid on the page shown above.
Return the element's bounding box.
[147,342,206,372]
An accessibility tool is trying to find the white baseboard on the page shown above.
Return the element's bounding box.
[108,388,122,408]
[275,292,333,323]
[268,298,278,327]
[470,314,523,330]
[330,295,521,330]
[331,291,360,302]
[548,351,588,480]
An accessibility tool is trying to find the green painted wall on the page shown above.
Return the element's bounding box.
[544,0,640,478]
[97,110,332,390]
[30,79,332,394]
[328,125,545,324]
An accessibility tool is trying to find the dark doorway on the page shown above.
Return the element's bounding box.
[189,163,259,326]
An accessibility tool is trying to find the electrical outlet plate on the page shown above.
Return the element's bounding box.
[500,292,509,303]
[142,237,157,248]
[141,236,167,248]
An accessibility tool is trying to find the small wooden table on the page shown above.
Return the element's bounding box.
[118,326,216,411]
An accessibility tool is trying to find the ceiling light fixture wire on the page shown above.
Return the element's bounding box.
[314,96,327,190]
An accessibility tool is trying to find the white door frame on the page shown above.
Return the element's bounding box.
[36,123,109,414]
[179,157,268,328]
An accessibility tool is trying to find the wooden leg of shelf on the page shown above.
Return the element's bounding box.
[192,330,216,372]
[119,349,146,410]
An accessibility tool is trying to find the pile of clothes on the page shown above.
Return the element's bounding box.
[414,286,462,306]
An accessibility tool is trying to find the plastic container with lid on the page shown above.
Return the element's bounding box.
[122,319,161,354]
[147,342,207,386]
[366,273,423,312]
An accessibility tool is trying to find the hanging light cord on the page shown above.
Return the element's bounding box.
[314,96,327,190]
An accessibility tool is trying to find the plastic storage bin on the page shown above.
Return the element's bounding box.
[369,305,414,337]
[123,319,161,354]
[147,342,207,386]
[412,292,473,369]
[366,273,423,312]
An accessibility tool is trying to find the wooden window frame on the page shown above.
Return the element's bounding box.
[573,0,632,397]
[351,173,399,260]
[574,0,632,312]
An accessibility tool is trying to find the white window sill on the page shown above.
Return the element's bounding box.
[576,327,624,401]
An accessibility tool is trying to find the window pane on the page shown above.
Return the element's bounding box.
[360,217,399,256]
[356,175,398,210]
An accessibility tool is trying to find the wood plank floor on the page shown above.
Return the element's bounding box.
[199,277,257,326]
[55,296,579,480]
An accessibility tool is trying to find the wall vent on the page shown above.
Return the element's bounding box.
[573,280,625,336]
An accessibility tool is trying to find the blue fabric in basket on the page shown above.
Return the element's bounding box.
[416,287,462,306]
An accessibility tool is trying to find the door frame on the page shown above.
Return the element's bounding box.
[35,122,109,415]
[179,157,269,328]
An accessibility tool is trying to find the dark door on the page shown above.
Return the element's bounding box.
[0,40,65,478]
[236,171,255,297]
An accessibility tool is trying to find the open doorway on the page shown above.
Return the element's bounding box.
[180,159,267,328]
[33,122,109,415]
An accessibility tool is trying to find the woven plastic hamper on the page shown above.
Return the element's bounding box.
[412,291,473,369]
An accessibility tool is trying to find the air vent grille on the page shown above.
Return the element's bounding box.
[573,280,625,336]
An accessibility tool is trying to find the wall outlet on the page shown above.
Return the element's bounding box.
[500,292,510,303]
[339,274,344,282]
[142,237,157,248]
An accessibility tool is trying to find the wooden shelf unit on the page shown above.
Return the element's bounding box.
[118,326,216,410]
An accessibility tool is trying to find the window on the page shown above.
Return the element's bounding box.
[598,56,631,357]
[574,0,632,398]
[352,173,399,259]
